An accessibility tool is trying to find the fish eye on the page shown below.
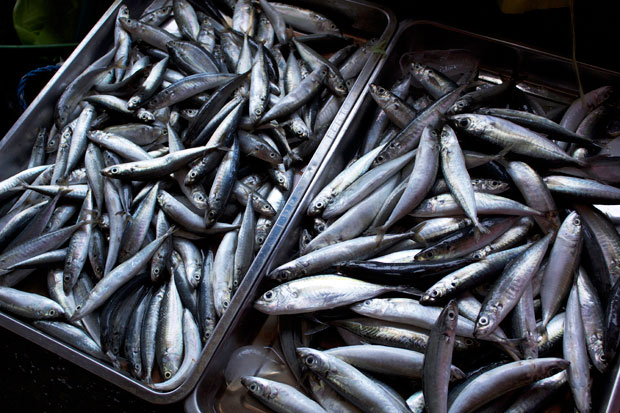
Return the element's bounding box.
[164,371,172,379]
[601,354,607,362]
[223,300,230,308]
[491,180,500,187]
[363,299,372,305]
[457,101,466,108]
[430,290,439,298]
[269,152,276,158]
[257,236,264,244]
[153,267,159,275]
[465,338,474,346]
[447,310,456,320]
[263,290,275,301]
[425,251,434,258]
[249,383,258,392]
[254,108,262,115]
[330,24,337,29]
[190,171,197,178]
[111,167,119,174]
[478,316,489,326]
[48,309,56,316]
[305,355,316,365]
[459,118,470,128]
[208,211,216,218]
[315,201,323,208]
[573,218,581,226]
[376,155,384,162]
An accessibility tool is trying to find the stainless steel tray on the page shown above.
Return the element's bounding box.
[0,0,396,405]
[185,19,620,412]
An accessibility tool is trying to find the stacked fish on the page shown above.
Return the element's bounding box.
[0,0,375,389]
[245,52,620,412]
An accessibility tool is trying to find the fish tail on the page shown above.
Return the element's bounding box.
[474,222,490,241]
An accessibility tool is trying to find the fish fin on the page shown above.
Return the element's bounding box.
[473,223,489,241]
[397,285,423,297]
[14,178,31,190]
[304,320,330,336]
[494,144,513,161]
[264,346,286,365]
[536,324,549,343]
[494,342,523,361]
[373,226,387,244]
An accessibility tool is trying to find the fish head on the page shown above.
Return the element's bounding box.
[127,96,142,111]
[468,249,488,260]
[420,284,448,305]
[308,195,330,216]
[474,307,501,338]
[254,286,287,313]
[118,16,137,30]
[482,179,510,194]
[415,246,442,261]
[296,347,331,376]
[316,19,341,37]
[255,227,269,248]
[313,218,327,233]
[539,358,571,379]
[241,376,274,399]
[42,304,65,319]
[349,298,386,316]
[137,108,155,123]
[563,211,582,238]
[204,207,218,227]
[448,98,469,115]
[408,62,427,81]
[329,74,348,96]
[439,300,459,335]
[101,165,123,178]
[369,83,389,102]
[191,191,208,210]
[449,114,481,134]
[259,199,276,216]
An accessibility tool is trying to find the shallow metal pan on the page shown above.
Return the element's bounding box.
[0,0,396,404]
[185,19,620,412]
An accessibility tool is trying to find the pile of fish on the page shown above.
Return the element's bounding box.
[0,0,376,389]
[238,48,620,412]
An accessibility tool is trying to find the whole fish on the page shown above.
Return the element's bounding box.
[423,300,459,413]
[255,274,418,315]
[297,347,410,413]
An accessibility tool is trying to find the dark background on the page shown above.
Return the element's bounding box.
[0,0,617,412]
